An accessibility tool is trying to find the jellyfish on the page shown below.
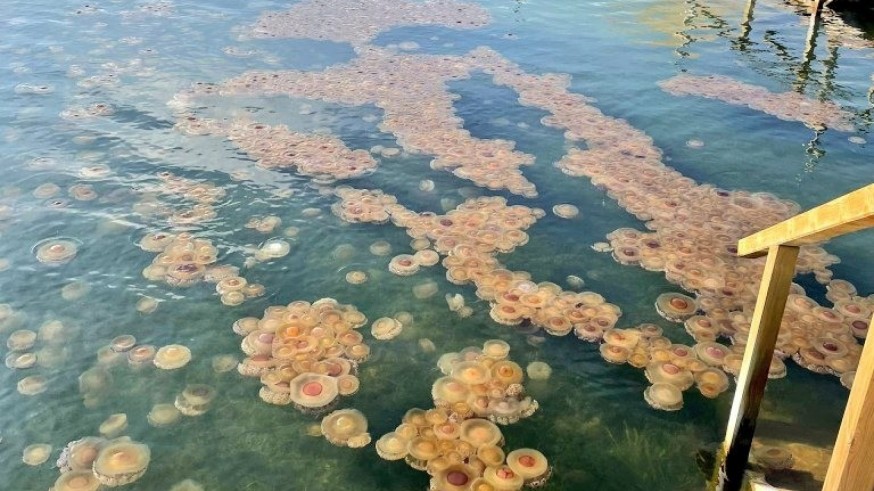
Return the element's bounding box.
[175,384,216,416]
[320,409,371,448]
[371,317,403,340]
[525,361,552,381]
[288,373,339,414]
[22,443,52,466]
[654,292,698,322]
[644,383,684,411]
[419,339,437,355]
[110,335,137,353]
[92,441,150,486]
[34,238,79,265]
[52,471,102,491]
[551,204,579,219]
[6,329,36,351]
[147,403,182,428]
[369,240,392,256]
[752,445,794,470]
[375,432,409,461]
[136,296,159,314]
[506,448,552,487]
[406,437,440,470]
[345,270,368,285]
[389,254,420,276]
[154,344,192,370]
[98,414,128,439]
[17,375,47,395]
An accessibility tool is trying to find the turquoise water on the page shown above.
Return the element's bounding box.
[0,1,872,490]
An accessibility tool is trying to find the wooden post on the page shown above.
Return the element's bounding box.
[822,313,874,491]
[714,245,800,491]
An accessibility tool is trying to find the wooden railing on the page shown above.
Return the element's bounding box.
[713,183,874,491]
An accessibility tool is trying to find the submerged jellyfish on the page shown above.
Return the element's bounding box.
[507,449,552,487]
[369,240,392,256]
[93,441,150,487]
[17,375,47,395]
[389,254,420,276]
[175,384,217,416]
[644,383,683,411]
[154,344,192,370]
[288,373,339,414]
[375,432,409,461]
[526,361,552,381]
[147,403,182,427]
[22,443,52,465]
[34,238,80,265]
[371,317,403,340]
[52,471,102,491]
[99,413,128,438]
[320,409,371,448]
[345,270,368,285]
[655,292,698,322]
[551,204,579,219]
[136,296,159,314]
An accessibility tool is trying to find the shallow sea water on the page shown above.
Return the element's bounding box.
[0,0,872,490]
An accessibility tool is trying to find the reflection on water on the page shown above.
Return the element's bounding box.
[0,0,872,490]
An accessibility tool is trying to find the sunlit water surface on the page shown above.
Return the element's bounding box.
[1,0,872,490]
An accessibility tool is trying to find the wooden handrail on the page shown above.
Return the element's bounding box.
[715,181,874,491]
[737,183,874,257]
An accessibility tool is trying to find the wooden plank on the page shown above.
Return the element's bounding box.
[715,245,800,491]
[822,312,874,491]
[737,183,874,257]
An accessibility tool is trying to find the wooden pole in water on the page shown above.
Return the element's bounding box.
[714,245,799,491]
[822,313,874,491]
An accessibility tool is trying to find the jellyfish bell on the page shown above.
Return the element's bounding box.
[110,335,137,353]
[506,448,552,487]
[369,240,392,256]
[92,441,150,487]
[483,465,525,490]
[127,344,157,369]
[175,384,216,416]
[90,413,123,440]
[371,317,403,340]
[7,329,37,351]
[52,471,102,491]
[345,270,368,285]
[320,409,370,448]
[375,432,409,461]
[288,373,339,414]
[136,296,159,314]
[33,238,80,265]
[644,383,683,411]
[22,443,52,466]
[460,419,504,448]
[406,437,440,470]
[432,464,478,491]
[17,375,47,395]
[147,403,182,427]
[752,445,794,470]
[552,204,579,219]
[525,361,552,381]
[655,293,698,322]
[154,344,192,370]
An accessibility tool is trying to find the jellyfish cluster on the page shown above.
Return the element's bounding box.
[233,298,369,414]
[658,74,854,131]
[59,103,116,121]
[245,0,490,46]
[173,46,540,196]
[376,341,551,489]
[332,189,625,342]
[175,119,379,181]
[53,436,151,489]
